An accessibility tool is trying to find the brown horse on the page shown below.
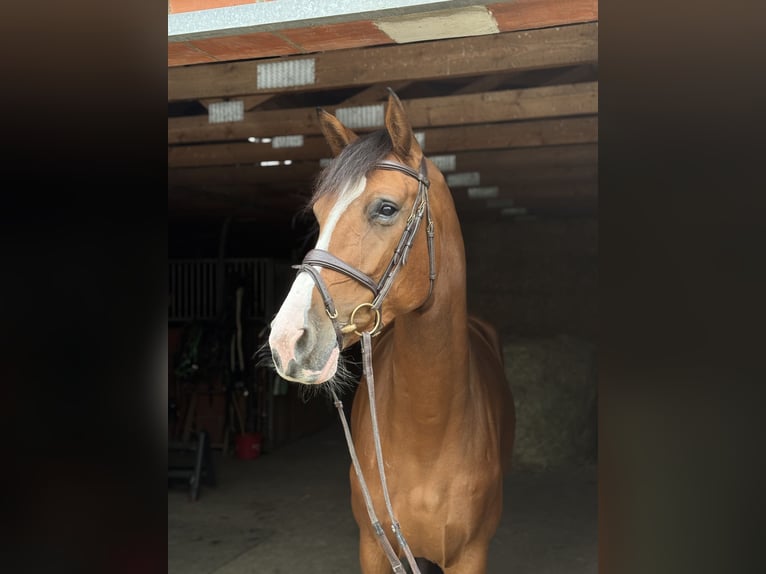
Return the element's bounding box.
[268,90,515,574]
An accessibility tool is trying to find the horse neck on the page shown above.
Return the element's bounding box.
[379,184,471,432]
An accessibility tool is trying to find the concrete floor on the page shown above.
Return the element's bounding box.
[168,425,597,573]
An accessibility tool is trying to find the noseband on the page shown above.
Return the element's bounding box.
[295,156,435,347]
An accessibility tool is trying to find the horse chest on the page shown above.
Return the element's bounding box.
[357,452,496,520]
[383,468,501,561]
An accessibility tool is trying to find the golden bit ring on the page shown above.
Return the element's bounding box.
[348,302,382,336]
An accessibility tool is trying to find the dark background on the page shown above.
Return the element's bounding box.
[1,1,764,573]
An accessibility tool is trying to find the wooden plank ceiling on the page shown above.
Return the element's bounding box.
[168,0,599,224]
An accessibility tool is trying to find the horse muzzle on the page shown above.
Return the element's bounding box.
[268,280,340,384]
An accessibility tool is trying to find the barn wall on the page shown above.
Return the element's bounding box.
[169,218,307,259]
[463,217,597,341]
[462,217,598,469]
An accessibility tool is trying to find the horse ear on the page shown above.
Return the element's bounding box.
[317,107,358,157]
[385,88,422,163]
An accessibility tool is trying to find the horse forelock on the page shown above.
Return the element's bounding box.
[310,130,393,209]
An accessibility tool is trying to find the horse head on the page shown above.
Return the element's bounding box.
[268,89,438,384]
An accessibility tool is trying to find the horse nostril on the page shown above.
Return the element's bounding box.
[269,326,311,374]
[293,327,313,353]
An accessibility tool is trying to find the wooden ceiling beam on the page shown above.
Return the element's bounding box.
[339,81,412,106]
[447,143,597,171]
[169,81,597,144]
[376,114,596,153]
[541,64,599,86]
[448,164,598,188]
[168,23,598,101]
[168,163,598,193]
[169,116,597,167]
[449,74,510,96]
[171,143,598,173]
[198,94,275,111]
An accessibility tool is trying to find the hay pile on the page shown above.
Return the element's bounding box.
[503,335,597,470]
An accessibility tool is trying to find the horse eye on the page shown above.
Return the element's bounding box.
[376,202,399,218]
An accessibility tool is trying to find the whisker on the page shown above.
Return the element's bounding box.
[252,339,275,370]
[255,329,361,406]
[294,345,361,404]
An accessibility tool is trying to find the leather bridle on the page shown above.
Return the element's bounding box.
[288,156,436,574]
[294,156,435,348]
[292,155,435,574]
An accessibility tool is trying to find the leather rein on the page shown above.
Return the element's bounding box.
[293,156,435,574]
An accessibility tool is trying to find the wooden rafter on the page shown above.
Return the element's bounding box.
[339,82,412,106]
[168,23,598,101]
[169,116,597,167]
[198,94,276,111]
[168,82,598,145]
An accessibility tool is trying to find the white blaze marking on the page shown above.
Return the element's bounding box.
[315,175,367,250]
[270,176,367,362]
